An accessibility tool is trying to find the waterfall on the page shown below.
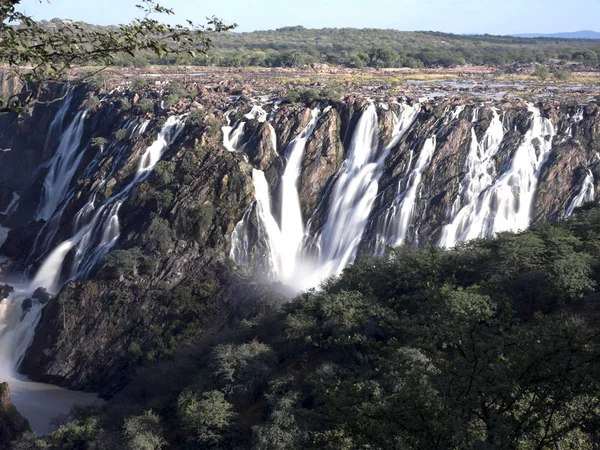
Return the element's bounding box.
[136,116,186,179]
[251,169,283,280]
[222,105,268,153]
[375,136,437,254]
[567,170,595,216]
[0,281,99,434]
[450,105,465,121]
[448,104,555,240]
[43,88,73,154]
[0,115,186,405]
[229,170,282,282]
[299,102,419,288]
[36,115,184,285]
[279,108,322,280]
[228,101,420,289]
[35,110,88,221]
[228,106,323,284]
[438,109,505,247]
[30,240,76,293]
[306,103,380,284]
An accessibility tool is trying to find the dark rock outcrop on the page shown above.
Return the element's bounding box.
[299,107,344,216]
[0,383,29,448]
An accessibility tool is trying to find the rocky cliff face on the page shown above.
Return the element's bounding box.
[0,383,29,448]
[0,80,598,397]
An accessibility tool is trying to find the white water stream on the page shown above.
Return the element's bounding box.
[438,109,506,247]
[444,104,555,242]
[226,101,580,291]
[229,102,420,290]
[0,105,185,434]
[375,136,437,253]
[567,169,595,216]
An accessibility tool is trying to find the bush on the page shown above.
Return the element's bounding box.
[91,137,108,151]
[286,90,301,104]
[143,217,175,254]
[162,94,180,109]
[166,80,188,98]
[153,161,176,186]
[211,341,276,397]
[11,432,47,450]
[114,128,127,142]
[87,72,111,91]
[139,256,157,276]
[186,110,204,127]
[177,390,236,446]
[123,410,166,450]
[136,98,155,114]
[174,203,215,241]
[287,86,343,104]
[101,247,143,279]
[154,189,174,211]
[85,94,101,110]
[299,88,320,105]
[47,418,101,449]
[180,152,198,174]
[320,84,343,102]
[532,66,550,80]
[553,70,573,81]
[130,77,149,91]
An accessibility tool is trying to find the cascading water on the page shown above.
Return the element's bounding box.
[228,105,324,284]
[222,104,269,153]
[229,101,420,289]
[1,193,20,216]
[438,109,505,247]
[136,116,186,179]
[42,88,74,154]
[302,102,420,287]
[567,170,595,216]
[0,113,186,432]
[304,104,381,284]
[35,110,88,221]
[225,100,570,292]
[444,104,555,241]
[374,136,437,253]
[0,91,590,431]
[279,108,323,280]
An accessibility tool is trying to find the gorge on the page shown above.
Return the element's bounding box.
[0,76,599,434]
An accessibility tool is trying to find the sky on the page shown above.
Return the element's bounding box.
[16,0,600,35]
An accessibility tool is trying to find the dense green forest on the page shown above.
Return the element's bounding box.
[38,19,600,69]
[204,27,600,69]
[13,204,600,449]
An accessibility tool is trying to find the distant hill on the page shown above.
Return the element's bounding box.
[512,30,600,40]
[38,21,600,68]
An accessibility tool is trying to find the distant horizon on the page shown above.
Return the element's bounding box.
[15,0,600,36]
[22,17,600,39]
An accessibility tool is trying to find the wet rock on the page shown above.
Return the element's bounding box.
[535,141,590,223]
[298,108,344,218]
[273,105,311,151]
[378,107,396,148]
[21,298,32,313]
[4,81,600,400]
[32,287,51,305]
[244,121,278,171]
[0,285,13,300]
[417,118,472,243]
[0,221,44,262]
